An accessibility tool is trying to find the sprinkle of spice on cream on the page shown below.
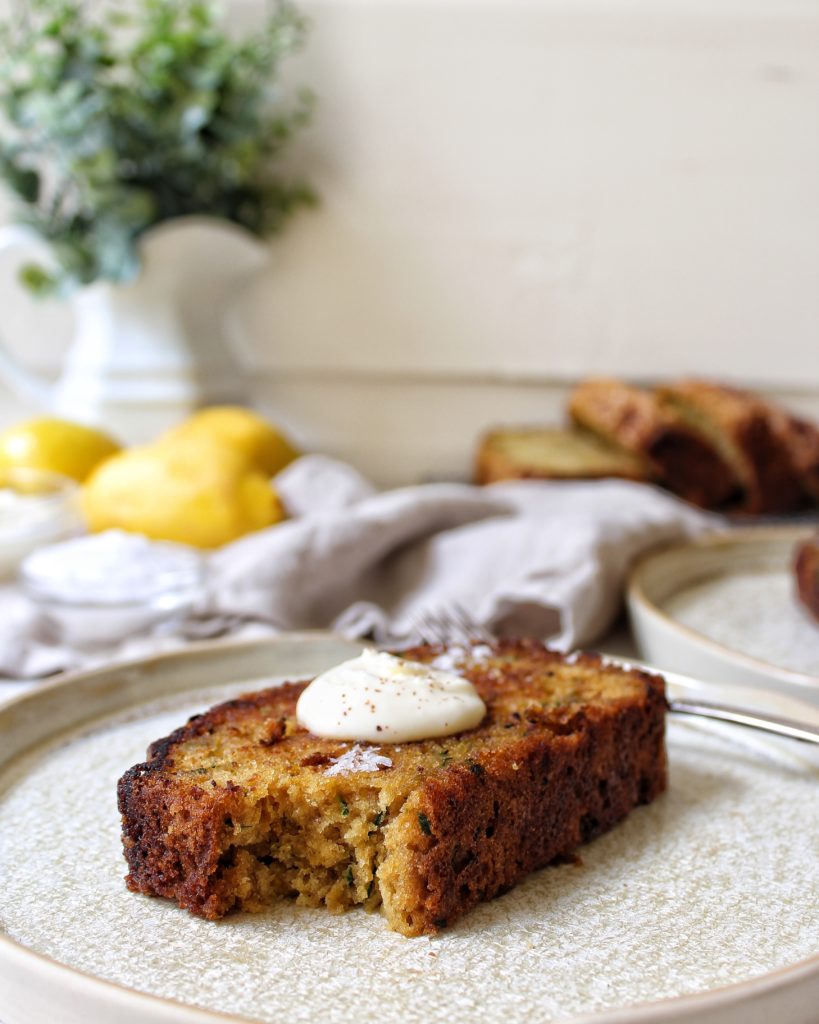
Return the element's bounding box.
[296,649,487,743]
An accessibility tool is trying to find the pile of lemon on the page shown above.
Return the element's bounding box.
[0,408,300,548]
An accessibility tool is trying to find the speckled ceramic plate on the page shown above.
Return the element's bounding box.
[1,633,819,1024]
[627,527,819,702]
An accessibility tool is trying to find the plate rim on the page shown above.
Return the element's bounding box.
[627,526,819,688]
[4,918,819,1024]
[2,630,819,1024]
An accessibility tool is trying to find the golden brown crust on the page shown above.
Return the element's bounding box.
[568,378,741,508]
[569,378,672,454]
[381,678,666,932]
[118,641,667,935]
[658,380,806,515]
[795,535,819,624]
[474,426,650,485]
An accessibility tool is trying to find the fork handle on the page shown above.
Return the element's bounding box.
[669,698,819,745]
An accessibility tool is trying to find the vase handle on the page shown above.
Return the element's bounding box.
[0,225,56,406]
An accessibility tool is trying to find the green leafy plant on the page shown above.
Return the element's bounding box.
[0,0,315,296]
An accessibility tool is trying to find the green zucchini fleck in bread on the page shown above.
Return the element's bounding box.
[118,640,668,936]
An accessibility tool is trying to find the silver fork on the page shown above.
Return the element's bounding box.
[410,603,495,646]
[407,607,819,746]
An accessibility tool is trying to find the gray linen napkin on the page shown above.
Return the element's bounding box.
[0,454,715,680]
[213,455,714,646]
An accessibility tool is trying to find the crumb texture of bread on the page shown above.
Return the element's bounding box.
[118,641,667,936]
[474,427,650,485]
[568,378,740,508]
[795,535,819,625]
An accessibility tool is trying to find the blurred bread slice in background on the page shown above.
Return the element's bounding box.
[761,408,819,506]
[568,378,740,509]
[475,427,650,486]
[657,380,805,514]
[795,534,819,625]
[478,377,819,514]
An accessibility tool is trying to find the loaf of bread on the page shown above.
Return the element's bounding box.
[474,427,650,485]
[657,380,805,514]
[568,378,741,508]
[118,641,668,936]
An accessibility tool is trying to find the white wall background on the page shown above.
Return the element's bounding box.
[1,0,818,483]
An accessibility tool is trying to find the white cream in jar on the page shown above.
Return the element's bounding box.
[295,648,486,743]
[0,469,81,578]
[20,529,205,646]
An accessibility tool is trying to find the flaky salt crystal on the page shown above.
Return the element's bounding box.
[431,642,493,671]
[323,744,393,777]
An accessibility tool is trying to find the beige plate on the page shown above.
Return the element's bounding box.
[1,632,819,1024]
[627,527,819,702]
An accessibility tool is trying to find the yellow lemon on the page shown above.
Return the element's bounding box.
[166,406,300,477]
[0,417,121,483]
[82,436,285,548]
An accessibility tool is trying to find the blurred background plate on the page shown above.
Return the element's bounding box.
[627,527,819,703]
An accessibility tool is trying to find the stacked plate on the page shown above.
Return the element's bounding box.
[627,527,819,703]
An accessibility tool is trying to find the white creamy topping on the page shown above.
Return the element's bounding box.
[0,487,64,533]
[296,649,487,743]
[22,529,204,603]
[0,483,81,577]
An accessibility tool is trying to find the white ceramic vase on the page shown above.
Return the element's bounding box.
[0,216,270,443]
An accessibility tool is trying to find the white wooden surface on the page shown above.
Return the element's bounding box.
[0,0,818,484]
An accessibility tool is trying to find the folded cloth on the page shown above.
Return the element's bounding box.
[0,454,716,680]
[213,456,716,647]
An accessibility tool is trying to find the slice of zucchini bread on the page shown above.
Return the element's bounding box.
[765,409,819,506]
[474,426,651,485]
[657,379,805,515]
[118,640,668,936]
[568,378,741,508]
